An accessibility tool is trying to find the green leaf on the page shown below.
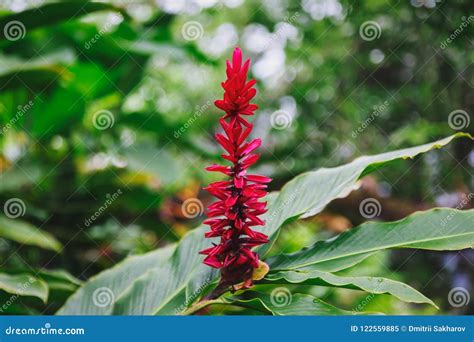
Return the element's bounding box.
[67,63,114,100]
[0,1,126,41]
[0,49,75,77]
[225,292,361,315]
[57,135,471,315]
[258,133,471,256]
[0,273,48,303]
[57,235,211,314]
[29,87,85,139]
[38,269,82,287]
[296,253,376,273]
[268,208,474,271]
[38,269,82,292]
[263,270,436,307]
[0,216,62,252]
[0,49,74,91]
[115,40,217,65]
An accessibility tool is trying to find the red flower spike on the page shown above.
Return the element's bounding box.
[200,47,271,288]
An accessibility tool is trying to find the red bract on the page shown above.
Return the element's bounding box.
[200,47,271,288]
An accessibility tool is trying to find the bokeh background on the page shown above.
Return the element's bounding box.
[0,0,472,315]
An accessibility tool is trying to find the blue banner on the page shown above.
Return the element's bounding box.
[0,316,473,342]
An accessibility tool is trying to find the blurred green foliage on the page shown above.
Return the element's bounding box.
[0,0,472,315]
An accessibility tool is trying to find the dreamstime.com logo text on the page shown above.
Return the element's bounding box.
[0,100,34,135]
[0,277,36,313]
[440,15,474,49]
[84,14,122,50]
[84,189,123,227]
[267,190,298,222]
[352,293,375,314]
[440,193,473,227]
[352,280,389,314]
[352,100,389,138]
[5,323,85,336]
[174,101,212,138]
[175,278,212,314]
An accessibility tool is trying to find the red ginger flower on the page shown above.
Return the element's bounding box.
[200,47,271,288]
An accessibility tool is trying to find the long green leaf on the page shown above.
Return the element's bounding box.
[57,233,208,314]
[0,216,62,252]
[226,292,362,315]
[268,209,474,271]
[0,1,126,41]
[295,253,376,273]
[259,133,471,256]
[38,269,82,287]
[263,270,436,307]
[0,273,48,303]
[38,269,82,292]
[0,49,74,91]
[58,135,470,315]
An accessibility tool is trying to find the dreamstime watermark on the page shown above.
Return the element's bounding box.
[359,198,382,219]
[448,287,470,308]
[448,109,470,130]
[267,190,298,222]
[174,101,212,138]
[92,110,115,130]
[352,279,392,314]
[3,20,26,41]
[84,14,122,49]
[440,192,473,227]
[0,277,36,314]
[84,189,122,227]
[351,100,389,138]
[5,323,85,336]
[440,16,474,50]
[174,278,212,314]
[181,21,203,41]
[0,100,34,135]
[352,292,376,314]
[92,287,115,308]
[270,110,292,130]
[359,21,381,41]
[3,198,26,219]
[270,287,292,307]
[181,198,204,219]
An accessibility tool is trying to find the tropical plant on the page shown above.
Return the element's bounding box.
[200,47,272,297]
[1,0,472,316]
[56,132,473,315]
